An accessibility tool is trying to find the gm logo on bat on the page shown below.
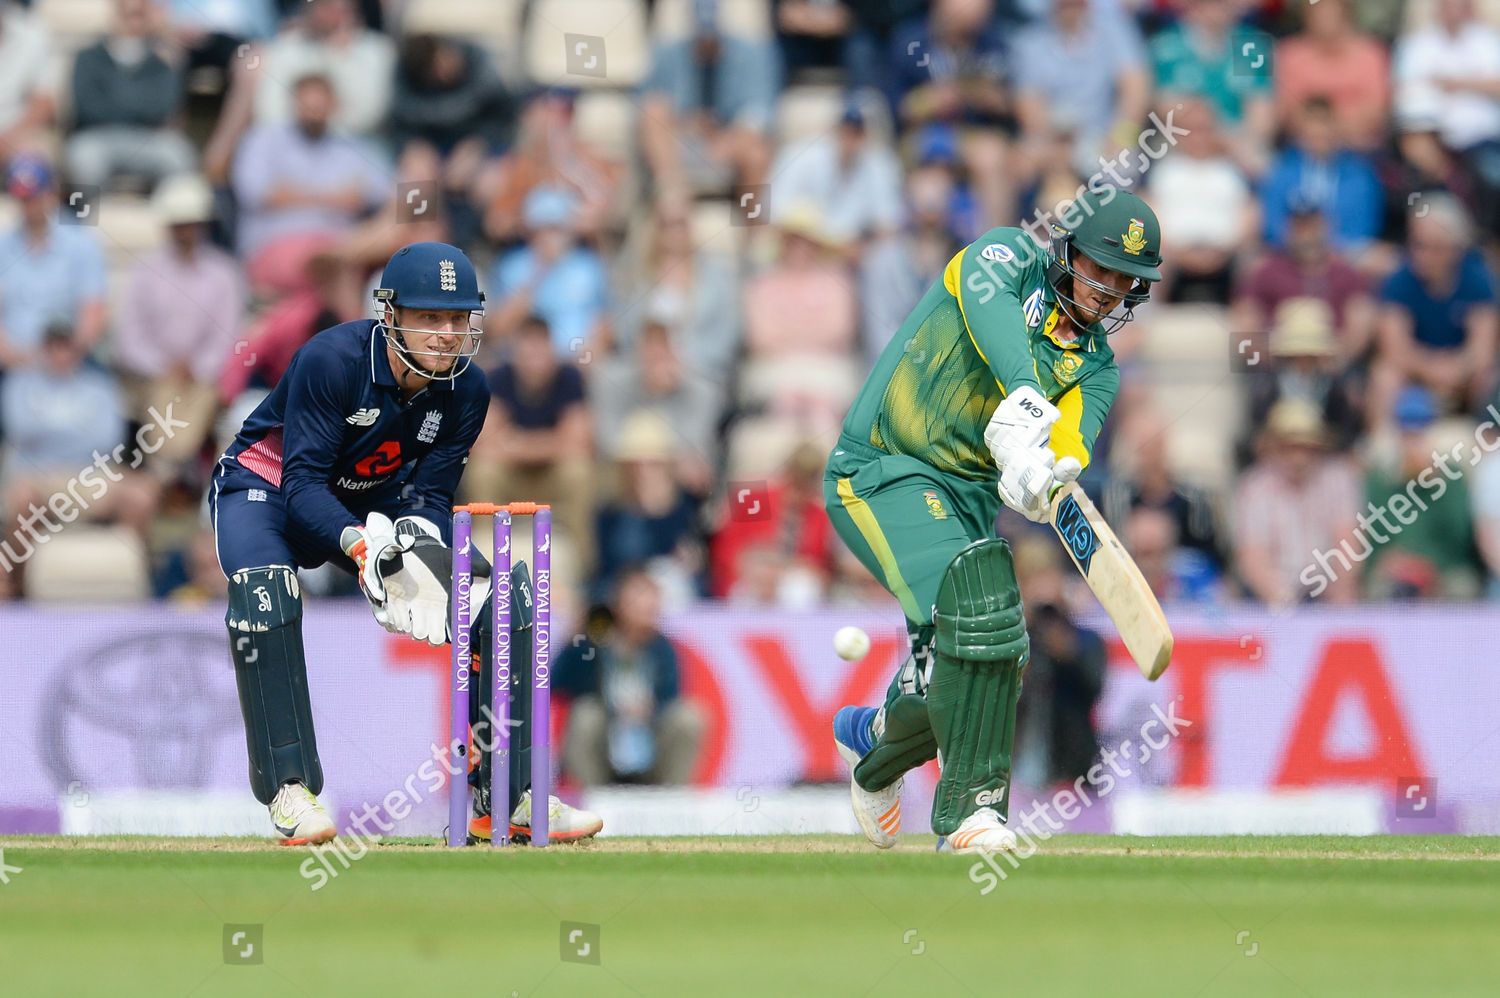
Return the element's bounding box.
[1053,494,1100,574]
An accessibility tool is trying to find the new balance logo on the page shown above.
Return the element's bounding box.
[346,408,381,426]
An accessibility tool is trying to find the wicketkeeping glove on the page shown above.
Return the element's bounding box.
[379,516,491,647]
[340,512,403,631]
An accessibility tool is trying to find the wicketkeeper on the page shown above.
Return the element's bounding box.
[211,241,601,844]
[828,190,1163,853]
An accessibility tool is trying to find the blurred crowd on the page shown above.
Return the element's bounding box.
[0,0,1498,621]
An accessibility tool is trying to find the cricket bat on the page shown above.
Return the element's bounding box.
[1048,482,1173,680]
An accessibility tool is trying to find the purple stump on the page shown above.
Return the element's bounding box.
[531,508,552,846]
[491,511,512,847]
[447,510,474,847]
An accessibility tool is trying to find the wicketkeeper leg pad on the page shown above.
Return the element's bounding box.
[927,539,1029,835]
[227,565,323,805]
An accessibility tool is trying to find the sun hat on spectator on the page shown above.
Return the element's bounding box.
[153,174,216,226]
[1266,398,1330,448]
[1270,298,1336,357]
[616,410,677,463]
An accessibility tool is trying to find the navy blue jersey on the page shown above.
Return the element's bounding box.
[218,320,489,553]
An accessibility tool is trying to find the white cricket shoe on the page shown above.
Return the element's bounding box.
[270,781,336,845]
[833,706,900,849]
[509,790,603,843]
[941,807,1018,854]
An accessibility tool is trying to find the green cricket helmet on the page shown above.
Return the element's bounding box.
[1047,189,1163,334]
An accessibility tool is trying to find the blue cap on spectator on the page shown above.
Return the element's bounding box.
[916,124,959,166]
[523,185,579,230]
[7,154,54,199]
[840,105,866,130]
[1394,385,1437,431]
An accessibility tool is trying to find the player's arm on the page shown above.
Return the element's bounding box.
[1049,364,1120,472]
[280,350,361,549]
[949,234,1048,398]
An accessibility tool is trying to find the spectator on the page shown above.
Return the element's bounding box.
[0,324,158,586]
[594,411,704,604]
[65,0,196,192]
[0,156,108,369]
[555,569,705,787]
[1382,112,1482,241]
[1123,506,1188,602]
[391,31,514,158]
[115,174,244,484]
[1245,298,1364,454]
[593,321,722,494]
[488,185,609,358]
[1370,194,1498,427]
[741,206,861,433]
[639,0,777,200]
[1015,0,1151,184]
[1261,97,1384,257]
[743,206,858,362]
[1011,536,1105,789]
[467,315,594,565]
[1233,398,1362,606]
[1393,0,1500,157]
[1364,385,1483,599]
[769,105,903,243]
[858,161,962,364]
[1149,0,1275,173]
[476,89,623,243]
[612,201,740,381]
[0,2,55,162]
[218,252,361,405]
[166,528,230,603]
[1275,0,1390,150]
[1147,98,1255,304]
[252,0,394,138]
[165,0,278,88]
[230,72,390,294]
[1232,201,1374,367]
[776,0,852,79]
[890,0,1017,226]
[710,439,836,600]
[1103,409,1226,590]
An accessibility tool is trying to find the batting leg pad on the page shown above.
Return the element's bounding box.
[471,560,535,813]
[852,693,937,793]
[227,565,323,805]
[928,539,1028,835]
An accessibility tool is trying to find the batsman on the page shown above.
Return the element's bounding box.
[828,189,1162,853]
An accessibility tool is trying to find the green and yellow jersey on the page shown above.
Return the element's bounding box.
[841,226,1120,483]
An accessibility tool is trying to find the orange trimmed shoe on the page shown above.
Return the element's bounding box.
[941,807,1018,854]
[270,781,337,846]
[834,706,901,849]
[468,790,603,844]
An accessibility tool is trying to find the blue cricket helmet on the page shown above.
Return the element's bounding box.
[375,242,485,381]
[375,241,485,312]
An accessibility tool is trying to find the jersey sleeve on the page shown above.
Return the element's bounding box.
[398,377,490,541]
[949,231,1048,398]
[1049,364,1119,471]
[280,346,361,550]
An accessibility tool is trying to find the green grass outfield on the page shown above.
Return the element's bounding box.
[2,835,1498,996]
